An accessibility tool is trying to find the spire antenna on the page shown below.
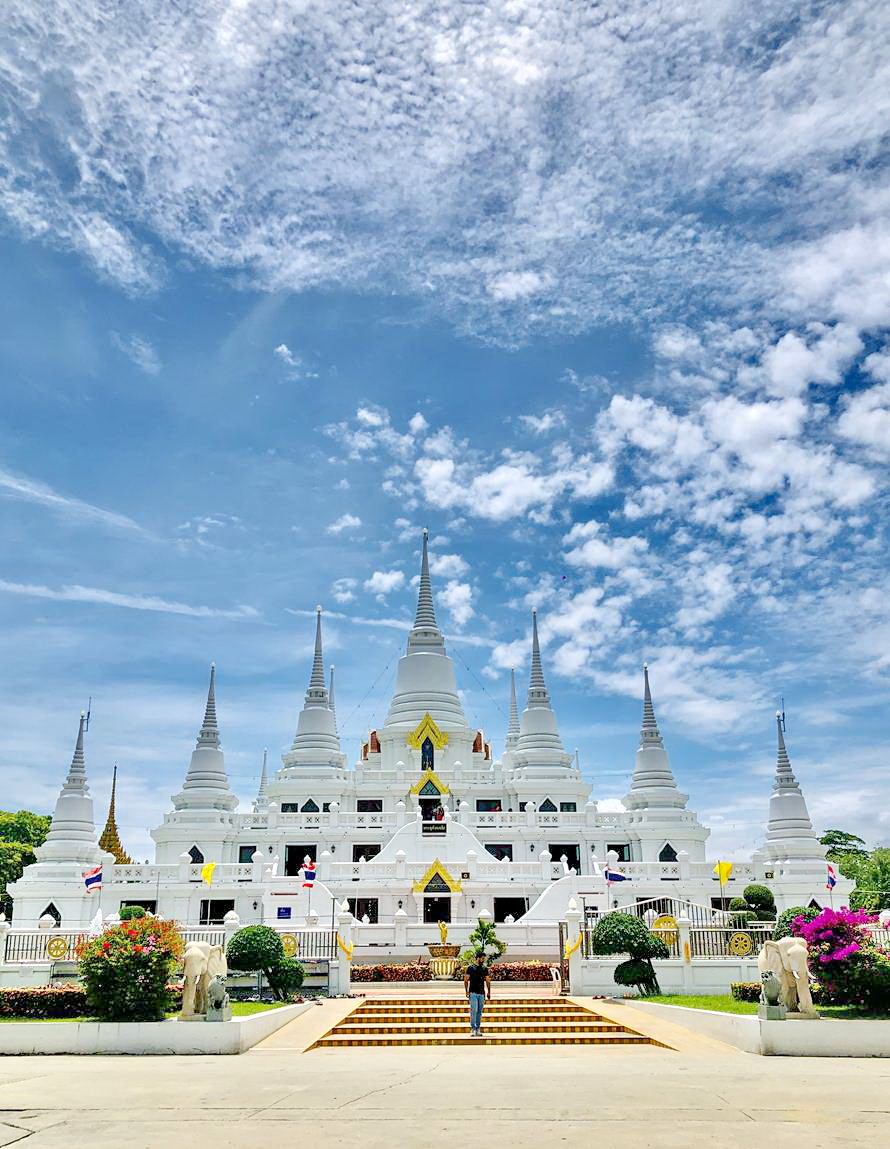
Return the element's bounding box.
[640,662,663,747]
[309,606,326,690]
[505,668,521,748]
[197,662,220,747]
[528,609,547,695]
[413,527,439,630]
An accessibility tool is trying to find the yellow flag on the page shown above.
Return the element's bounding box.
[713,860,733,884]
[200,861,216,887]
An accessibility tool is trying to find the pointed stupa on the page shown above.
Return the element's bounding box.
[505,669,521,749]
[282,608,346,770]
[329,665,337,732]
[514,611,571,764]
[383,530,468,731]
[172,664,238,812]
[625,663,687,810]
[761,711,823,860]
[98,765,132,864]
[253,748,269,812]
[38,713,102,861]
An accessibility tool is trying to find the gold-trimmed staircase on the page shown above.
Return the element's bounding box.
[311,996,662,1048]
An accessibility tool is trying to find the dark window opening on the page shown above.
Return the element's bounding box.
[539,798,557,812]
[352,843,382,861]
[485,843,513,861]
[423,895,451,923]
[421,737,434,770]
[560,802,577,812]
[281,803,299,812]
[357,799,383,812]
[549,844,581,872]
[40,902,61,927]
[284,845,317,876]
[348,897,379,923]
[301,799,319,813]
[607,843,631,863]
[658,842,678,862]
[199,898,235,925]
[710,896,733,912]
[494,896,528,922]
[476,799,502,812]
[238,845,257,864]
[322,802,330,812]
[188,845,204,865]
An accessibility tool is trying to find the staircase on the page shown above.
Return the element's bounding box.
[312,996,661,1047]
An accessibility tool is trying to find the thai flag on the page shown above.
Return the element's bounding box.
[302,861,316,888]
[83,865,102,892]
[826,864,837,890]
[604,866,629,883]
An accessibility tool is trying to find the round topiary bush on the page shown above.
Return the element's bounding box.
[119,905,147,921]
[743,884,776,915]
[76,917,184,1021]
[728,897,748,912]
[226,925,284,974]
[587,912,669,996]
[266,956,305,1000]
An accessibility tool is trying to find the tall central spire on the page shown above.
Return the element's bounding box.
[527,610,550,703]
[309,606,326,691]
[283,608,345,769]
[196,663,219,748]
[775,711,794,780]
[515,610,569,758]
[505,669,521,749]
[414,528,438,629]
[640,663,664,748]
[39,712,101,858]
[761,709,822,858]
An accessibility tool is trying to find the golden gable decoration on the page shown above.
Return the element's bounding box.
[406,712,449,751]
[411,858,462,894]
[409,770,450,796]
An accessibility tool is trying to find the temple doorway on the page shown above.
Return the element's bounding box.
[423,895,451,923]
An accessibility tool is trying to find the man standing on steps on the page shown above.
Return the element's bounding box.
[464,950,491,1036]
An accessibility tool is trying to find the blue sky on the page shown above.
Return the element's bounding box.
[2,2,889,860]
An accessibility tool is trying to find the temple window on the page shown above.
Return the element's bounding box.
[352,844,382,861]
[301,799,319,813]
[238,845,257,864]
[607,842,631,862]
[476,798,502,812]
[539,798,557,812]
[357,799,383,812]
[421,736,434,770]
[485,843,513,861]
[658,842,678,862]
[560,802,577,812]
[199,898,235,925]
[548,843,581,871]
[188,845,204,864]
[40,902,61,927]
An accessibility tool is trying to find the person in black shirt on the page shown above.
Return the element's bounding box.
[464,951,491,1036]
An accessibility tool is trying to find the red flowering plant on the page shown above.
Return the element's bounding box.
[795,907,890,1011]
[76,917,184,1021]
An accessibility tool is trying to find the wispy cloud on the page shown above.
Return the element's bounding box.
[110,331,161,375]
[326,513,362,535]
[0,580,258,620]
[0,465,151,537]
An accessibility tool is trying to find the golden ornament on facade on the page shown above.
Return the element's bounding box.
[281,934,299,957]
[652,914,679,946]
[728,931,754,957]
[46,936,69,959]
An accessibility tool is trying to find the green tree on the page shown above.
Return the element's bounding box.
[848,848,890,913]
[0,810,51,918]
[819,829,869,864]
[587,912,669,996]
[226,925,304,1001]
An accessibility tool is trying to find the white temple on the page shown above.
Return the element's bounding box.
[9,531,848,942]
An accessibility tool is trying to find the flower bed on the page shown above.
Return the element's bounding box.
[351,959,556,983]
[0,986,89,1019]
[488,960,555,982]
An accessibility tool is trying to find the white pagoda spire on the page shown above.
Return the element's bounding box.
[505,669,521,749]
[514,611,570,762]
[253,748,269,812]
[38,712,102,860]
[283,608,346,770]
[761,711,824,860]
[383,530,468,731]
[329,665,337,732]
[172,665,237,812]
[625,663,687,810]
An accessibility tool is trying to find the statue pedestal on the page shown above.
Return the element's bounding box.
[427,943,461,980]
[758,1002,786,1020]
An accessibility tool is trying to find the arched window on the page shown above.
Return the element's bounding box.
[301,799,319,813]
[658,842,678,862]
[40,902,61,927]
[539,798,557,812]
[421,737,434,770]
[188,845,205,865]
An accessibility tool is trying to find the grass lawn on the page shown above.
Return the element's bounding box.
[644,995,890,1019]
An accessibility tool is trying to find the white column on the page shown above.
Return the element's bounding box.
[0,915,9,964]
[395,799,406,827]
[395,850,407,879]
[677,850,690,881]
[525,800,537,828]
[465,849,478,879]
[223,909,241,951]
[329,801,340,827]
[394,908,408,948]
[565,898,583,995]
[178,852,191,883]
[251,850,264,884]
[539,849,552,881]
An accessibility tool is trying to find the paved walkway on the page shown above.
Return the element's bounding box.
[0,1002,889,1148]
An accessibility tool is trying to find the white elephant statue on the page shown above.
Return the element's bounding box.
[181,942,227,1018]
[757,936,816,1016]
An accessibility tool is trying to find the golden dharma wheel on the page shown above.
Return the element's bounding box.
[651,914,679,946]
[46,936,69,960]
[728,931,754,957]
[280,934,299,957]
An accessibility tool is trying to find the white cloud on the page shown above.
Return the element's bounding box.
[363,569,406,596]
[274,343,316,379]
[430,552,469,578]
[110,331,161,375]
[758,324,862,397]
[408,412,428,435]
[518,410,566,435]
[0,580,258,620]
[563,522,649,571]
[331,577,358,604]
[440,580,474,627]
[487,270,550,301]
[326,513,362,535]
[0,464,150,537]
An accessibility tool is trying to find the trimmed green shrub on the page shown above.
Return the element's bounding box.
[266,956,305,999]
[743,884,776,914]
[587,912,669,996]
[227,925,305,1002]
[730,982,762,1002]
[728,897,748,912]
[119,905,147,921]
[730,909,756,927]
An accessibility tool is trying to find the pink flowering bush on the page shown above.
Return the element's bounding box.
[795,907,890,1010]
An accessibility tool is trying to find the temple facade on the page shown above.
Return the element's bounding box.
[8,531,848,940]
